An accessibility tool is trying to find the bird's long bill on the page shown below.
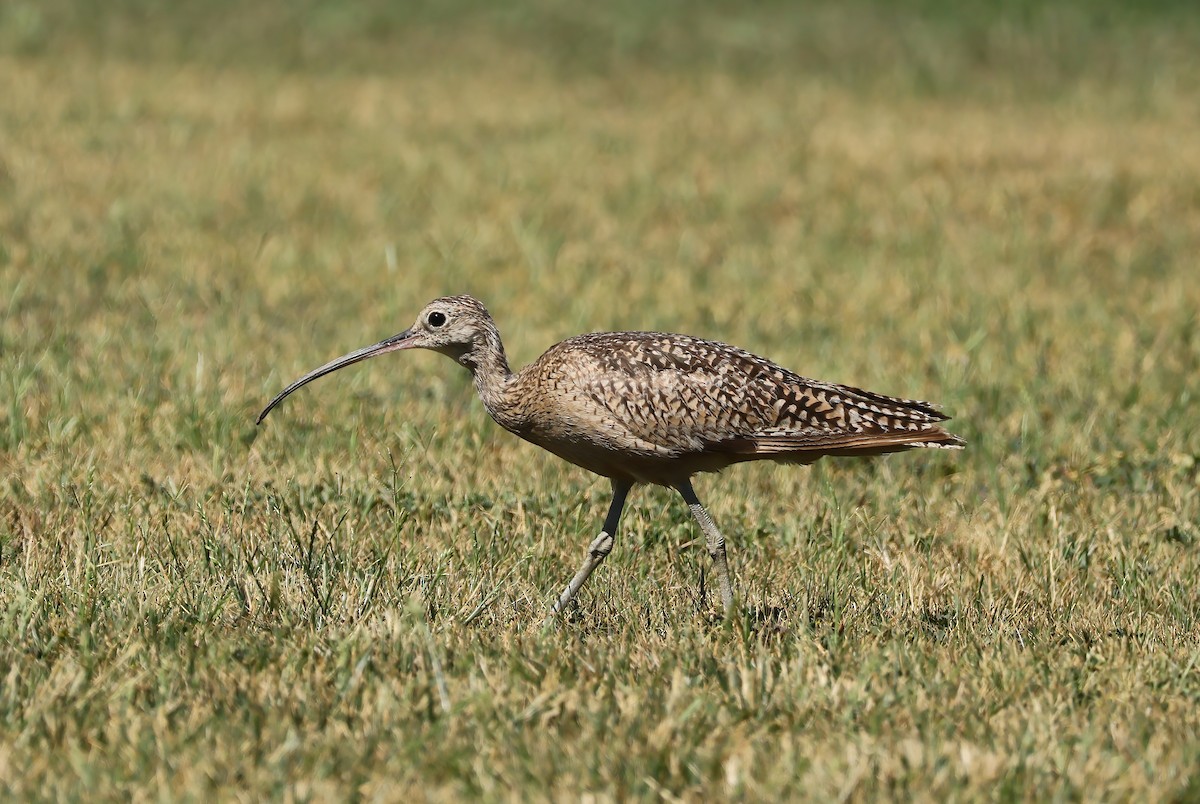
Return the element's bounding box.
[256,329,417,424]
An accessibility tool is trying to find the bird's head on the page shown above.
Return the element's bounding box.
[256,294,504,424]
[404,294,501,365]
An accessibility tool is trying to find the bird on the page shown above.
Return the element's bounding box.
[257,294,964,621]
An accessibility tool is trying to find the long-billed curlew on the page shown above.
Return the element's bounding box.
[258,295,964,620]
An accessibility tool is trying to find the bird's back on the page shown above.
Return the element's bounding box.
[493,331,963,485]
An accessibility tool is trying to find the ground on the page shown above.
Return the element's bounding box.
[2,1,1199,799]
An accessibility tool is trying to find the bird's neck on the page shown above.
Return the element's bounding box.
[460,339,516,420]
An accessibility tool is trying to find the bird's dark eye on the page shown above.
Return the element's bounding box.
[428,311,447,328]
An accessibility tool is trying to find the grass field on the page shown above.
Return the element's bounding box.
[3,1,1200,799]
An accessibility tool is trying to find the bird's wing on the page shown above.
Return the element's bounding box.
[562,332,963,458]
[710,379,966,456]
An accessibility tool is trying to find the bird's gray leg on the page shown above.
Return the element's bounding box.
[548,479,632,620]
[677,479,735,617]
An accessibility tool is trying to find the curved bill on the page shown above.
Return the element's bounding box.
[257,329,417,424]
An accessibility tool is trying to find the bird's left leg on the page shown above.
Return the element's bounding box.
[677,479,735,617]
[547,479,632,621]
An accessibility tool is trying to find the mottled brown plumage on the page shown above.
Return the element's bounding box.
[259,294,964,620]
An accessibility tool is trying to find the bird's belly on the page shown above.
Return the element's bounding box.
[512,421,735,486]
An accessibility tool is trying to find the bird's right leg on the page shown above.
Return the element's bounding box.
[547,479,632,621]
[677,479,736,617]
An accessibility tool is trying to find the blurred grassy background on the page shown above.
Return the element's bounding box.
[5,0,1200,99]
[2,0,1199,800]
